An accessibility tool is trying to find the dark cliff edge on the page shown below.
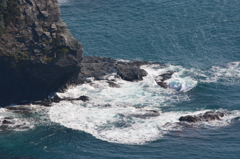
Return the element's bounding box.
[0,0,159,107]
[0,0,83,106]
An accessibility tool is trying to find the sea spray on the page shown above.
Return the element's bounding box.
[48,64,239,144]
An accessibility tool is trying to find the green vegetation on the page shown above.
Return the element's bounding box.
[0,0,20,35]
[43,55,54,63]
[11,51,30,61]
[60,47,69,54]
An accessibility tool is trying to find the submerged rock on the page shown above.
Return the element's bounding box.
[156,82,169,89]
[2,119,13,125]
[75,96,89,102]
[5,106,32,112]
[0,117,32,131]
[179,111,227,123]
[107,81,120,88]
[126,110,160,119]
[30,95,90,106]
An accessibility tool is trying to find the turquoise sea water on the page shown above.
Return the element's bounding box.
[1,0,240,158]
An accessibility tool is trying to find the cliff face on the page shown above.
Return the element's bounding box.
[0,0,83,106]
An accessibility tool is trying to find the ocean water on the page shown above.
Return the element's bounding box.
[1,0,240,158]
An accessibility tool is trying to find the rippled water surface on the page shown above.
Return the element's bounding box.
[1,0,240,158]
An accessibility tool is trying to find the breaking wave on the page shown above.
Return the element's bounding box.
[203,62,240,83]
[48,63,239,144]
[2,62,239,144]
[49,101,240,144]
[0,105,50,131]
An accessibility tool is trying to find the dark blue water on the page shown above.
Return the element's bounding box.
[1,0,240,158]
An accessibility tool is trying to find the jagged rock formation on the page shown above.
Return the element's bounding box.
[0,0,82,62]
[179,111,226,123]
[0,0,83,106]
[78,56,149,83]
[0,0,159,107]
[154,71,175,89]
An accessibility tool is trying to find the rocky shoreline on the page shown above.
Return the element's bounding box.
[6,55,168,106]
[0,0,229,127]
[0,0,169,106]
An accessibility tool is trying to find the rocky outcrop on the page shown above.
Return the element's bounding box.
[78,56,149,83]
[0,0,83,106]
[155,71,175,89]
[0,0,163,106]
[30,95,90,107]
[0,0,82,62]
[179,111,226,123]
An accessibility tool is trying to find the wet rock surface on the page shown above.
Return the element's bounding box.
[155,71,175,89]
[30,95,90,106]
[126,110,160,119]
[179,111,227,123]
[78,56,155,83]
[0,117,31,131]
[0,0,166,107]
[107,81,121,88]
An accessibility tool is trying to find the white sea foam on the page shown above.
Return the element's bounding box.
[57,64,194,108]
[49,100,240,144]
[49,101,179,144]
[199,62,240,83]
[47,64,240,145]
[3,62,231,144]
[141,64,198,92]
[58,0,70,4]
[0,105,50,131]
[1,62,238,143]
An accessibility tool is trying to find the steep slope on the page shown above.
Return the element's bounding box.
[0,0,83,106]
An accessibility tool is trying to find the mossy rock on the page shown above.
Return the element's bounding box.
[0,0,20,35]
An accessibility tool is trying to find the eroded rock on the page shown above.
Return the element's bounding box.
[78,56,152,83]
[155,71,175,89]
[107,81,120,88]
[179,111,227,123]
[0,0,83,106]
[30,94,90,106]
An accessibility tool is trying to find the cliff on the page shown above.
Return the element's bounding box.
[0,0,83,106]
[0,0,151,107]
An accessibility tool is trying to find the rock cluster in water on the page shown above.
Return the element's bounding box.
[154,71,175,89]
[179,111,226,123]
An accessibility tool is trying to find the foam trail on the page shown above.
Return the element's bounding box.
[57,71,191,108]
[49,102,240,145]
[141,64,198,92]
[49,101,179,144]
[198,62,240,83]
[0,105,50,131]
[47,63,239,145]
